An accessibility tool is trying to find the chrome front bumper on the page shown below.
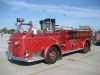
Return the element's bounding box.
[6,51,44,62]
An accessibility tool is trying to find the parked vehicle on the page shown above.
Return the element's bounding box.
[6,18,93,64]
[93,30,100,45]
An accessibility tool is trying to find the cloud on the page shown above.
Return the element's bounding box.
[2,0,100,18]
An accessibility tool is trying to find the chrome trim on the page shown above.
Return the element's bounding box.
[62,48,83,55]
[6,51,44,62]
[61,44,66,46]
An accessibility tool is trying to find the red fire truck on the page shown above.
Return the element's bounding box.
[6,18,92,64]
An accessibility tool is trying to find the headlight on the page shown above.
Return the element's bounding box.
[15,41,19,46]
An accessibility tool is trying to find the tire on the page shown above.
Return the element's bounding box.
[82,42,90,54]
[45,47,58,64]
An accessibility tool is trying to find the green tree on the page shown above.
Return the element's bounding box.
[0,27,15,34]
[8,29,15,34]
[1,27,8,33]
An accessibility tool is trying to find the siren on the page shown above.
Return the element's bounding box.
[16,18,25,22]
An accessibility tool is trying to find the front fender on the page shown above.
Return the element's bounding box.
[42,35,61,59]
[43,43,60,59]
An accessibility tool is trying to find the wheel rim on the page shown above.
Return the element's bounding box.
[49,50,56,61]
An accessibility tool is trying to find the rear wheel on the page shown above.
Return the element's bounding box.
[45,47,58,64]
[82,42,90,54]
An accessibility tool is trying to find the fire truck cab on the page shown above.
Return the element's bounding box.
[6,18,93,64]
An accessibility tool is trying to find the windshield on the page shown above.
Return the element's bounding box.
[31,26,42,34]
[15,25,30,33]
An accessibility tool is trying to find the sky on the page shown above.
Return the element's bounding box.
[0,0,100,30]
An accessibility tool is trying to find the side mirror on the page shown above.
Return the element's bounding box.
[23,31,27,35]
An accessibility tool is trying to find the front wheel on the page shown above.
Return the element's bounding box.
[45,47,58,64]
[82,42,90,54]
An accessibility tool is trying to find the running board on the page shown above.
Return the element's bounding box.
[61,48,83,55]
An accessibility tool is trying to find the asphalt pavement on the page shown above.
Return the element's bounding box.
[0,34,100,75]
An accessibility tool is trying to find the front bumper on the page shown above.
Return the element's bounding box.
[6,51,44,62]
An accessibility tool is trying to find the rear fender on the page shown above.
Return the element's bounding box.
[83,39,91,48]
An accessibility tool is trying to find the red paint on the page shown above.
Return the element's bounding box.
[8,19,92,62]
